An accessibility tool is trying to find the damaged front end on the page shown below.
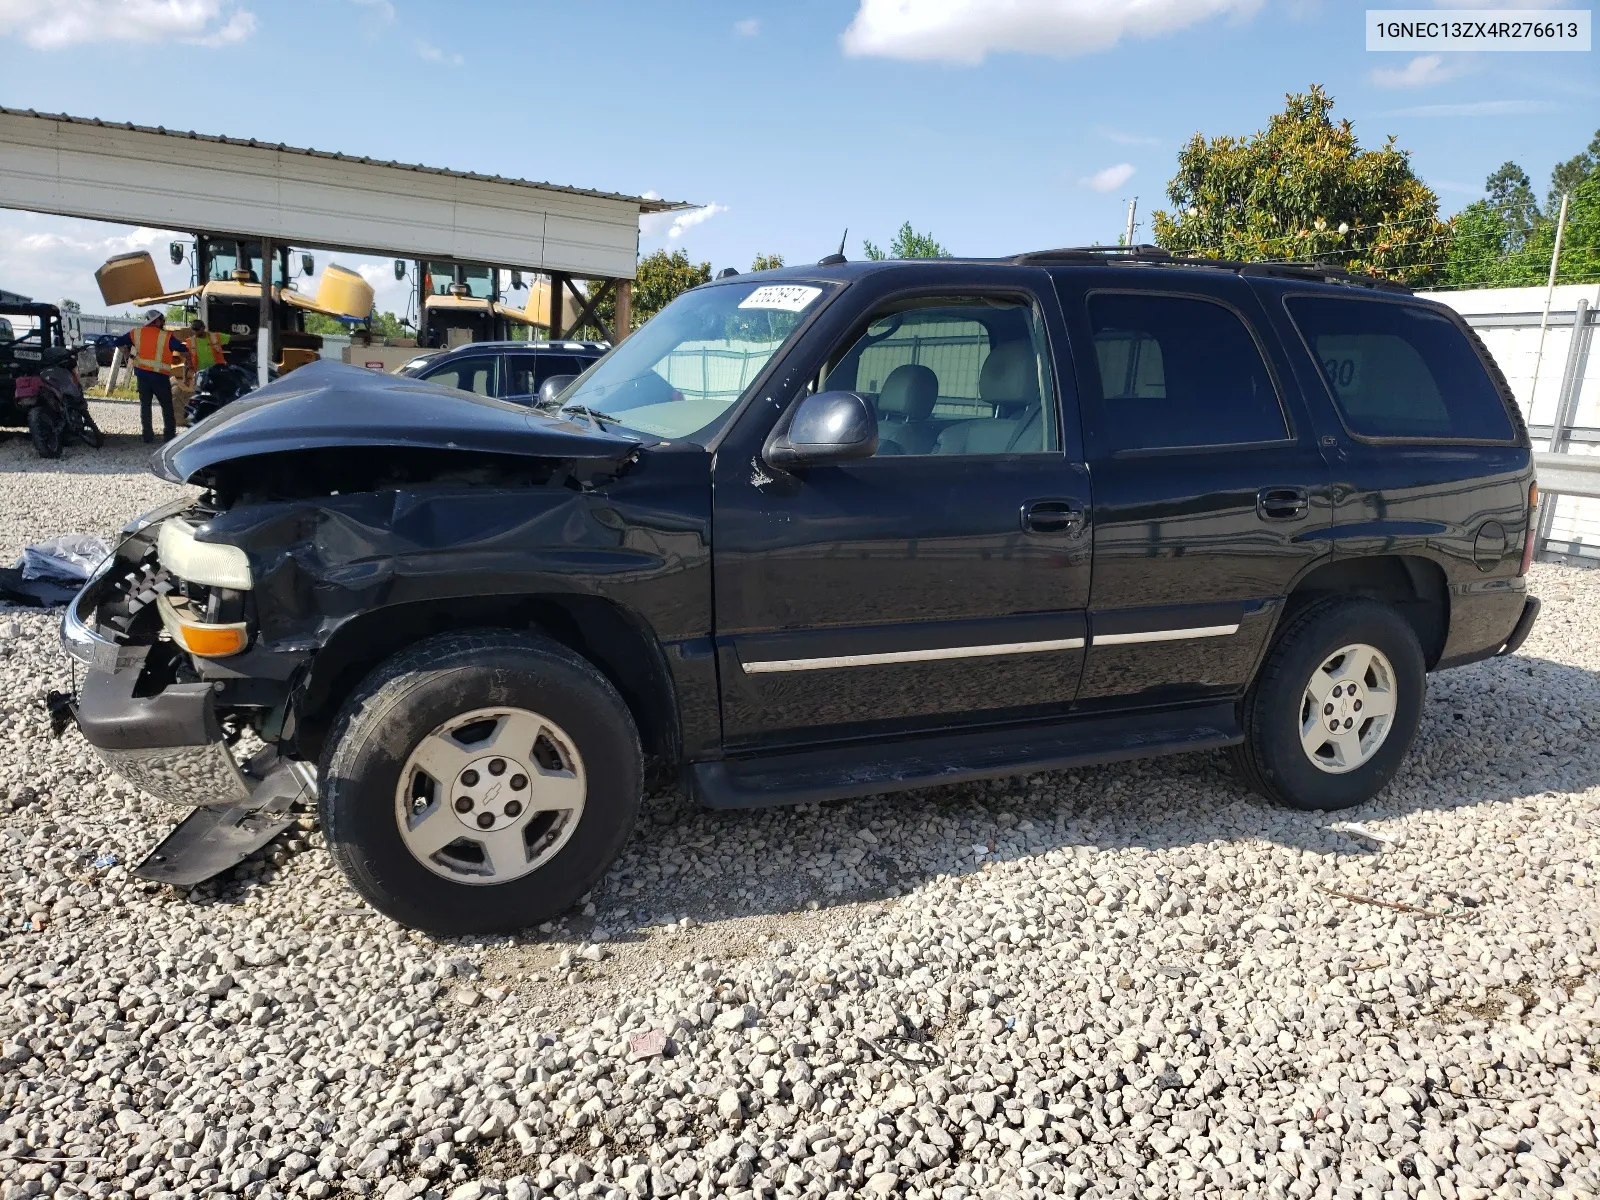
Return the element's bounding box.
[59,361,662,886]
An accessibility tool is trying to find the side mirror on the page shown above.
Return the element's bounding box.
[169,242,185,265]
[301,254,315,276]
[537,375,577,408]
[394,259,408,280]
[765,390,877,467]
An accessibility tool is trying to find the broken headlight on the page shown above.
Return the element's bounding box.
[156,518,253,591]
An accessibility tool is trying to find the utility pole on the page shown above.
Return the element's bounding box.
[1124,197,1138,248]
[1529,191,1570,414]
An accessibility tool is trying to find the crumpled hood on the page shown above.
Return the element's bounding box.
[153,358,641,484]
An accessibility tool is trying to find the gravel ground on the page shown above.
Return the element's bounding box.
[3,438,1599,1200]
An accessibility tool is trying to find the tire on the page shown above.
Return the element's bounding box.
[27,406,62,459]
[78,412,104,449]
[319,630,642,935]
[1229,597,1425,811]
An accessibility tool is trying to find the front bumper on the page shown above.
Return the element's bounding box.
[70,641,253,807]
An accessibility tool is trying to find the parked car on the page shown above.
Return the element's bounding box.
[59,249,1539,934]
[395,339,607,404]
[91,333,121,368]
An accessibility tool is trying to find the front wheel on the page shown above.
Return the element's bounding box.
[27,406,62,459]
[319,630,642,934]
[1230,598,1425,811]
[77,411,104,449]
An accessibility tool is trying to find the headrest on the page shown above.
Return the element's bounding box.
[877,363,938,420]
[979,342,1040,405]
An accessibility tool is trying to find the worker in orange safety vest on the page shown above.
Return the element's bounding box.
[113,310,192,443]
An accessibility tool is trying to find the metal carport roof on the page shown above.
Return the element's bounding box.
[0,108,690,281]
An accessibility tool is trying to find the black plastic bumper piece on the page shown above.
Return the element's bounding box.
[134,756,314,887]
[1499,596,1542,657]
[692,702,1241,809]
[73,645,222,751]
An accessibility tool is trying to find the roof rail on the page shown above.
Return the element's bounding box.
[1011,244,1412,294]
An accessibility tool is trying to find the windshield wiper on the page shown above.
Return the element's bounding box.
[557,403,623,426]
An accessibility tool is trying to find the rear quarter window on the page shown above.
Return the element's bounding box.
[1286,296,1514,442]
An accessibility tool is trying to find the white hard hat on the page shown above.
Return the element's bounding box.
[144,309,165,324]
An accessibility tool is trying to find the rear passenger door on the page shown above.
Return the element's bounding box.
[1051,270,1333,710]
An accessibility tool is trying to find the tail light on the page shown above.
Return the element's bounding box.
[1520,482,1539,575]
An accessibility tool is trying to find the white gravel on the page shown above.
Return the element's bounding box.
[3,439,1599,1200]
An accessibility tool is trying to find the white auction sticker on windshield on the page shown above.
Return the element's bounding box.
[738,285,822,312]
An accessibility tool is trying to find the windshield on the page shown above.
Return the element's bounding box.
[557,280,833,443]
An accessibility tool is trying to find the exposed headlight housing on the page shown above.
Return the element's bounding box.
[156,519,253,590]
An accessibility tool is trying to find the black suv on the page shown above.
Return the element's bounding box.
[396,339,608,404]
[60,250,1539,934]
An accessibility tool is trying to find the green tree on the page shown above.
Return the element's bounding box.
[1444,131,1600,289]
[750,253,785,272]
[370,310,408,339]
[1151,85,1449,285]
[862,222,950,260]
[58,298,81,314]
[1484,162,1541,252]
[576,249,711,336]
[1548,128,1600,213]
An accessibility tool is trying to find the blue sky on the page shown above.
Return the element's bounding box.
[0,0,1594,316]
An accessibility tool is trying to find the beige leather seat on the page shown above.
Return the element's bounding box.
[933,342,1042,454]
[875,363,940,455]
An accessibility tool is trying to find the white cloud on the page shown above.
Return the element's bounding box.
[0,216,190,313]
[1083,163,1136,192]
[415,39,463,66]
[734,17,759,36]
[1370,53,1468,88]
[638,195,730,242]
[840,0,1264,64]
[667,203,729,240]
[0,0,256,49]
[1382,99,1558,117]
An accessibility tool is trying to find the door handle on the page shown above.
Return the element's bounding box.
[1257,486,1310,521]
[1022,499,1085,535]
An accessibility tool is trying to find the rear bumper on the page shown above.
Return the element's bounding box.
[1498,595,1541,658]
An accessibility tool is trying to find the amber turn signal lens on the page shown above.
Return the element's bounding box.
[176,622,248,657]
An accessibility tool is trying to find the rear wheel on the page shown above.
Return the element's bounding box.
[1230,598,1425,811]
[319,630,642,934]
[27,407,61,459]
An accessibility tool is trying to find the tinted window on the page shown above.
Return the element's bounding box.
[1286,297,1514,441]
[823,298,1058,456]
[424,355,496,396]
[1086,293,1286,452]
[506,354,592,398]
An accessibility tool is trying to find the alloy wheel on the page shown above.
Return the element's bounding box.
[1299,642,1397,774]
[393,706,586,884]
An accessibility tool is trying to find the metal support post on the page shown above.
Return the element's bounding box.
[257,237,273,388]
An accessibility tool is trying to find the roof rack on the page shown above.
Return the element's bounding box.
[1010,244,1412,294]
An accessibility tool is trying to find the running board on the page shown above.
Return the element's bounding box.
[691,703,1241,809]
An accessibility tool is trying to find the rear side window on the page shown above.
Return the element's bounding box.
[1085,292,1288,452]
[1285,297,1514,441]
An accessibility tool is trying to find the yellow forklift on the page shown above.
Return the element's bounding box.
[410,259,557,349]
[95,236,373,376]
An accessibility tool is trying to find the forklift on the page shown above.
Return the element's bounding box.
[410,259,556,349]
[95,235,373,376]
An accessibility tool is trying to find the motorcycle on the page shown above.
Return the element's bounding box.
[18,364,103,459]
[184,363,257,425]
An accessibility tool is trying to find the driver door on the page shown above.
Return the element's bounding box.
[710,269,1093,753]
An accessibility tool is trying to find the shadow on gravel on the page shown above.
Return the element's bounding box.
[210,648,1600,951]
